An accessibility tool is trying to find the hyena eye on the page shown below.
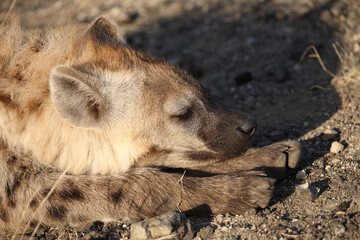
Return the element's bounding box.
[172,109,193,120]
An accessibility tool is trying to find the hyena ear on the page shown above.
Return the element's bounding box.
[85,16,125,45]
[49,65,109,128]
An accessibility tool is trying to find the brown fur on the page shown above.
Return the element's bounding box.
[0,16,301,235]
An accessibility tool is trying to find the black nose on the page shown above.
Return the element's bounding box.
[236,115,257,137]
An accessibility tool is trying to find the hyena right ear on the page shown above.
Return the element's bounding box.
[49,65,109,128]
[85,16,125,45]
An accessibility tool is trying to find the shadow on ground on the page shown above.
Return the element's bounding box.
[125,0,342,203]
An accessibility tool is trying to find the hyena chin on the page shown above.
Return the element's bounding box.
[0,16,301,234]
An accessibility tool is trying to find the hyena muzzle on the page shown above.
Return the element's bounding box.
[0,16,301,234]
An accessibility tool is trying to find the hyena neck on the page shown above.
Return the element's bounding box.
[0,108,148,175]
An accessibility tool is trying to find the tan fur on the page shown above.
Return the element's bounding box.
[0,16,301,235]
[0,17,151,174]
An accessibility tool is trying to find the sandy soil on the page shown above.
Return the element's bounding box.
[1,0,359,239]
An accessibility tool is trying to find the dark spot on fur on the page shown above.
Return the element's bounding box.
[5,176,22,208]
[0,207,8,222]
[0,94,17,108]
[13,70,24,82]
[58,185,85,201]
[27,99,43,113]
[7,199,16,208]
[110,189,123,203]
[6,178,22,196]
[30,198,39,209]
[47,205,67,221]
[42,187,51,197]
[6,155,18,166]
[30,220,39,228]
[30,39,44,53]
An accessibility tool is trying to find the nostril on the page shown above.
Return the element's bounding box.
[249,125,257,136]
[236,119,257,137]
[236,125,256,136]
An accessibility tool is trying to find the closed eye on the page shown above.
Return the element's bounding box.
[172,109,193,120]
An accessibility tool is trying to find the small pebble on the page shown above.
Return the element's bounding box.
[330,141,344,153]
[333,223,346,236]
[322,129,339,141]
[263,208,271,215]
[296,170,307,181]
[329,158,340,165]
[294,183,319,201]
[197,225,214,240]
[215,214,224,223]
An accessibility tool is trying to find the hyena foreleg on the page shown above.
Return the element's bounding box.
[0,149,273,234]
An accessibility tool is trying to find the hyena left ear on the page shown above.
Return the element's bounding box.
[85,16,125,45]
[49,65,110,128]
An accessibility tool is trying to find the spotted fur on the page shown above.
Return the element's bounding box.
[0,16,301,235]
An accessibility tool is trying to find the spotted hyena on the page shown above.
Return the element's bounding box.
[0,16,301,234]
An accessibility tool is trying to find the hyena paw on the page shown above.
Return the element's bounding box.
[255,140,302,180]
[213,171,274,215]
[243,171,274,209]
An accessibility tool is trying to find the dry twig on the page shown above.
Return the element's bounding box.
[176,170,187,212]
[300,45,336,78]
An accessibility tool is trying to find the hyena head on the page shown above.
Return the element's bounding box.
[48,17,256,172]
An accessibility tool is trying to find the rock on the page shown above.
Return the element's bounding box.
[263,208,271,215]
[320,10,332,22]
[294,183,319,201]
[336,201,351,211]
[330,141,344,153]
[328,158,340,165]
[130,211,194,240]
[196,225,214,240]
[295,170,307,181]
[333,223,346,236]
[348,199,360,213]
[322,129,339,141]
[215,214,224,223]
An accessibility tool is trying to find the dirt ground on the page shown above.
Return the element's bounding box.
[1,0,359,239]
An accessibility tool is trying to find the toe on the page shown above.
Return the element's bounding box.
[284,141,302,169]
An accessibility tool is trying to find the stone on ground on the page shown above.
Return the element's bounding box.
[294,183,319,201]
[130,211,194,240]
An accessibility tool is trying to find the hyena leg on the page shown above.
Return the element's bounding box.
[186,141,301,180]
[0,151,273,234]
[235,140,302,179]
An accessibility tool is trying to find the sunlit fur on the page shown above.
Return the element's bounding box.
[0,16,303,235]
[0,17,154,174]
